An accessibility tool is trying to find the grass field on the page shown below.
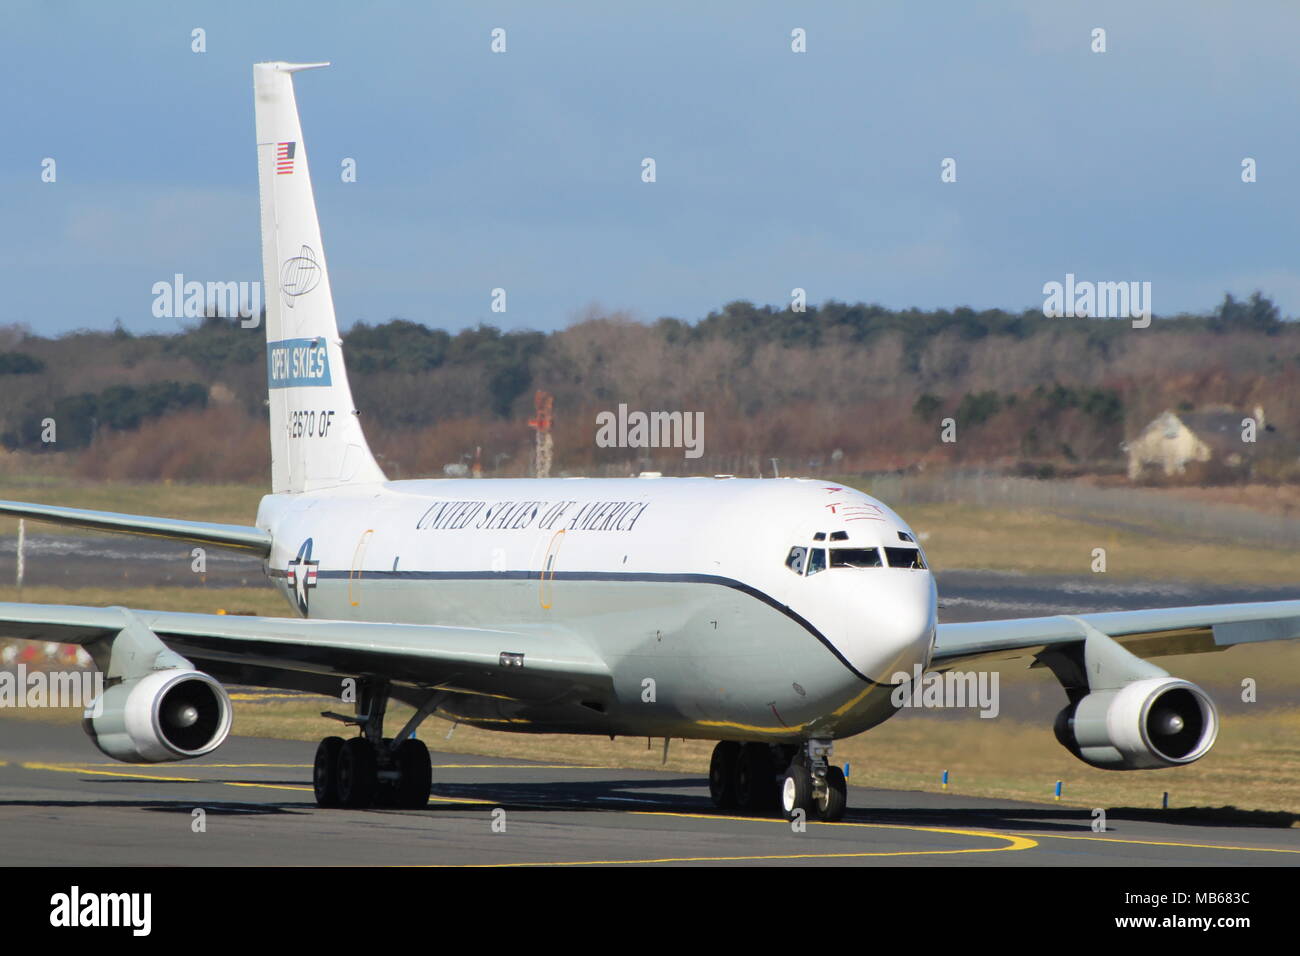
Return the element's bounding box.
[0,585,287,617]
[0,477,264,528]
[900,501,1300,584]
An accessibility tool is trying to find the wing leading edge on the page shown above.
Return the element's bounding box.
[932,599,1300,669]
[0,602,610,702]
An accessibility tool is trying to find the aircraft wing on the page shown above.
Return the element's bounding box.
[932,599,1300,669]
[0,602,611,702]
[0,499,271,555]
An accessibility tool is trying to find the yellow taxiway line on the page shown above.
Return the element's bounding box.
[23,762,199,783]
[469,822,1036,866]
[630,810,1300,857]
[1006,830,1300,855]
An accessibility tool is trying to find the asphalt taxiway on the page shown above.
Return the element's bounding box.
[0,718,1295,866]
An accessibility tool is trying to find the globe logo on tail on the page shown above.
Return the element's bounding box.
[279,245,321,309]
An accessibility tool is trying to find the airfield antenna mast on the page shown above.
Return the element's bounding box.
[529,390,554,478]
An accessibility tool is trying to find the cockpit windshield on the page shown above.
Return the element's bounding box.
[830,547,883,568]
[785,541,927,575]
[883,546,927,569]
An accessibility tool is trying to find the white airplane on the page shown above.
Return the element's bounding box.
[2,62,1298,822]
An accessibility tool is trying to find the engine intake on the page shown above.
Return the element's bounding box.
[83,669,232,763]
[1054,677,1218,771]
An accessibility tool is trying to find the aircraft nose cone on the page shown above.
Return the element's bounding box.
[838,572,936,681]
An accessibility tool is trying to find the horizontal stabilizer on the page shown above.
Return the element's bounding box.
[0,499,271,556]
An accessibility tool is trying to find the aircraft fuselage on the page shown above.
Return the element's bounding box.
[257,476,937,742]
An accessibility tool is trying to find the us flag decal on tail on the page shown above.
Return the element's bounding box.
[276,141,296,175]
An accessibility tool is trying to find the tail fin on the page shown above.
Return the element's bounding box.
[253,61,385,493]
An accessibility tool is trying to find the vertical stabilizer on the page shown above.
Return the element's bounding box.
[254,61,385,493]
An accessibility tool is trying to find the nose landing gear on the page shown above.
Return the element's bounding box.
[781,739,846,822]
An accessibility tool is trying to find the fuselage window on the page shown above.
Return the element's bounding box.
[785,546,808,574]
[883,546,927,569]
[831,547,883,568]
[807,548,827,575]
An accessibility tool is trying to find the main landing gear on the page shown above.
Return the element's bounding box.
[312,679,436,810]
[709,739,846,822]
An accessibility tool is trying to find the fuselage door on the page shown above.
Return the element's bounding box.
[538,529,565,610]
[349,528,374,608]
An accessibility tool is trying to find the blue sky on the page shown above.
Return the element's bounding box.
[3,1,1299,335]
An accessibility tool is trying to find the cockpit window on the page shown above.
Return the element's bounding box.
[791,544,892,575]
[831,547,883,568]
[883,546,927,569]
[830,531,849,541]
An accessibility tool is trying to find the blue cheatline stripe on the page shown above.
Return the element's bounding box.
[265,566,882,686]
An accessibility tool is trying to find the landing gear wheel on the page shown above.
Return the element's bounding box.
[313,736,344,808]
[709,742,740,810]
[815,764,847,822]
[734,743,778,813]
[337,737,378,808]
[780,766,813,821]
[374,738,397,807]
[394,738,432,809]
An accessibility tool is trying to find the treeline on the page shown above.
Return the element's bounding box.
[0,293,1294,482]
[2,381,207,450]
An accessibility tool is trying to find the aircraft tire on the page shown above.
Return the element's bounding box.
[708,741,741,810]
[394,738,432,809]
[337,736,378,808]
[735,743,778,813]
[816,764,847,822]
[313,736,344,807]
[780,766,813,821]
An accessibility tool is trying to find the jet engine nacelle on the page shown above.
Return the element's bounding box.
[1053,677,1218,770]
[82,669,232,763]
